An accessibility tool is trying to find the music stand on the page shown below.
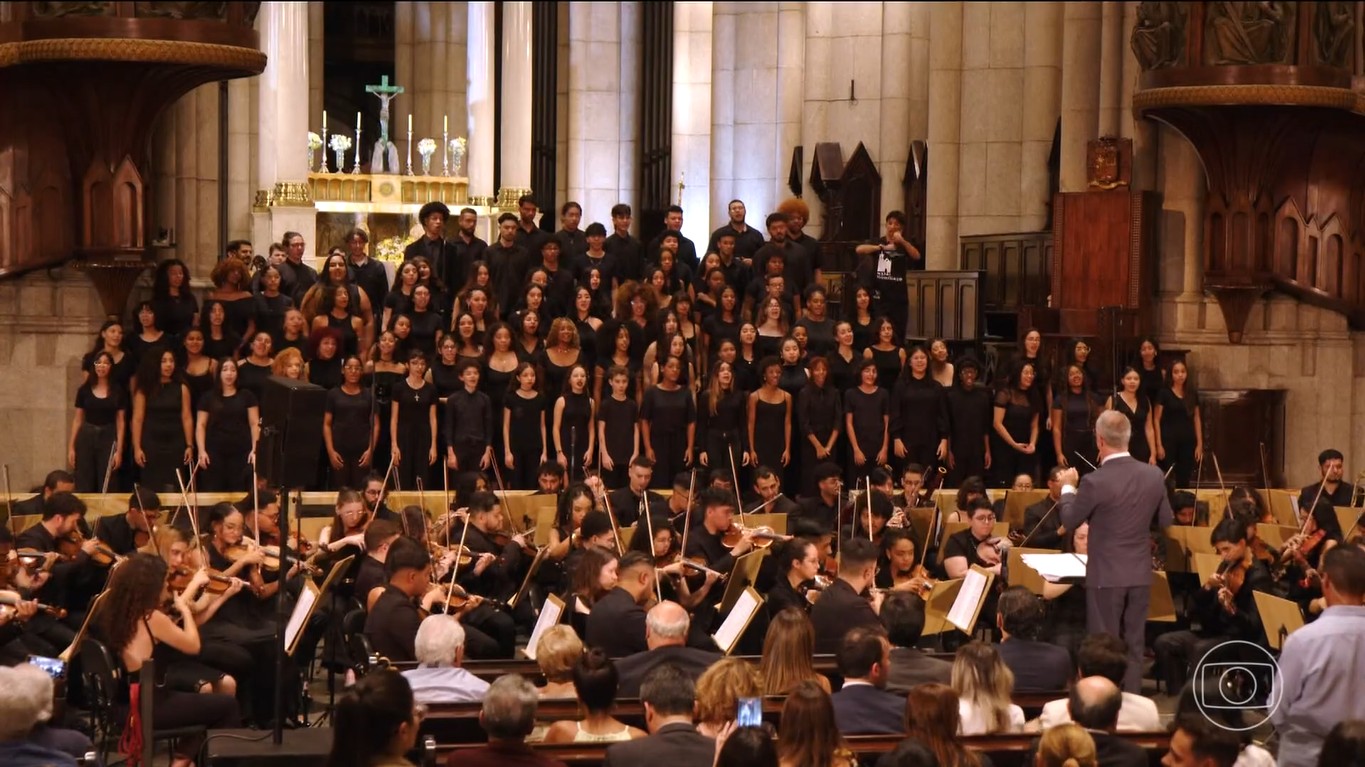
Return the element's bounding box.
[719,549,767,616]
[1253,591,1305,651]
[1147,572,1177,622]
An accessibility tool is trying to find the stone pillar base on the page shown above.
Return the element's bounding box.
[497,187,532,209]
[251,201,318,262]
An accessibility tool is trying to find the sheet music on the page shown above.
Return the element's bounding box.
[285,584,317,653]
[523,595,564,661]
[712,588,761,655]
[946,567,988,631]
[1020,552,1088,582]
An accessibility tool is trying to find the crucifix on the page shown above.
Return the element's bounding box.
[366,75,405,174]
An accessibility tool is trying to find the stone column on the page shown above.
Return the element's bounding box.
[881,2,914,220]
[400,2,469,153]
[227,78,256,246]
[709,3,735,227]
[394,2,415,150]
[253,1,315,258]
[800,2,832,238]
[1097,0,1124,138]
[1059,1,1101,192]
[499,0,534,204]
[1021,2,1063,230]
[617,1,642,220]
[568,1,626,222]
[925,2,963,269]
[309,1,324,140]
[1122,1,1157,190]
[673,1,713,244]
[468,1,496,200]
[775,3,804,206]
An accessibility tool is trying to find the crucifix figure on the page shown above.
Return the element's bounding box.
[366,75,404,174]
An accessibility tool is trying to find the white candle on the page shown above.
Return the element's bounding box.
[322,110,327,133]
[355,111,361,129]
[444,115,448,133]
[408,114,412,133]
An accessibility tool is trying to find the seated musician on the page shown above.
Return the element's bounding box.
[17,492,98,640]
[795,462,842,532]
[626,514,719,611]
[767,537,821,616]
[93,487,160,555]
[362,472,400,523]
[401,614,489,704]
[1301,448,1355,509]
[357,519,402,608]
[1019,467,1065,549]
[585,551,656,657]
[946,476,987,524]
[1282,499,1344,618]
[606,456,666,527]
[682,488,755,590]
[896,463,926,511]
[942,497,1004,578]
[810,537,884,654]
[994,473,1032,519]
[747,465,800,516]
[536,460,567,496]
[1153,517,1274,692]
[452,491,529,658]
[365,536,475,663]
[663,472,694,529]
[845,488,893,549]
[8,470,75,523]
[1170,490,1198,527]
[875,528,933,597]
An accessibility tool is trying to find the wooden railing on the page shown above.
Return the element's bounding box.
[904,270,984,342]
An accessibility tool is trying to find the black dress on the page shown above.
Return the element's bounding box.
[946,384,993,487]
[796,317,836,358]
[308,356,343,390]
[698,389,748,480]
[203,332,239,361]
[827,350,858,395]
[640,386,694,489]
[254,293,293,345]
[218,296,256,340]
[141,383,188,493]
[392,378,436,489]
[750,395,790,475]
[183,363,215,417]
[703,316,741,363]
[542,351,582,398]
[505,392,548,489]
[1056,389,1103,475]
[153,292,199,340]
[403,309,443,358]
[755,332,783,360]
[597,395,638,488]
[796,384,843,497]
[889,374,949,471]
[235,360,273,400]
[851,317,876,354]
[1112,392,1152,463]
[324,386,374,490]
[73,384,126,492]
[1158,388,1198,487]
[869,347,902,389]
[482,360,516,468]
[991,389,1038,486]
[844,386,889,480]
[1138,365,1165,406]
[777,364,809,490]
[368,369,405,476]
[326,313,359,357]
[555,390,593,477]
[198,389,257,492]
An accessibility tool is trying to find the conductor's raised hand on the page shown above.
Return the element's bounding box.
[1057,467,1080,488]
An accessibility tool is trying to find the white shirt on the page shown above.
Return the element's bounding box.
[402,665,490,704]
[958,698,1024,735]
[1060,451,1131,495]
[1037,692,1162,732]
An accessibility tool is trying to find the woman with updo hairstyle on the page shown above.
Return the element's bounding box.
[695,656,763,739]
[903,683,981,767]
[777,680,854,767]
[323,670,421,767]
[151,257,199,340]
[533,625,584,700]
[1035,723,1097,767]
[543,648,645,743]
[91,554,240,767]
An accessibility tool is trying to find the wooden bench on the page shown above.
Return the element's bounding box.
[424,731,1172,767]
[441,654,843,684]
[417,690,1067,746]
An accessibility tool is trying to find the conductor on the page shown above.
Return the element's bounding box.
[1057,410,1173,692]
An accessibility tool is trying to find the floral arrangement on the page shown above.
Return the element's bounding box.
[307,132,322,150]
[417,138,437,158]
[374,235,407,264]
[329,134,352,153]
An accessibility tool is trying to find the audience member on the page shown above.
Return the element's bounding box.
[1036,723,1097,767]
[759,607,831,694]
[0,664,79,767]
[533,625,584,699]
[904,683,985,767]
[830,626,904,735]
[543,648,645,744]
[1036,634,1161,732]
[695,657,763,739]
[585,551,655,657]
[1318,720,1365,767]
[452,675,568,767]
[880,591,952,693]
[604,664,714,767]
[778,680,855,767]
[1161,716,1242,767]
[716,725,779,767]
[402,614,490,703]
[1062,677,1146,767]
[615,601,720,697]
[995,586,1072,692]
[875,740,941,767]
[326,670,422,767]
[953,641,1024,735]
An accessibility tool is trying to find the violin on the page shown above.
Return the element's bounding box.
[225,541,320,575]
[491,528,538,558]
[0,589,66,619]
[15,549,59,574]
[429,543,476,569]
[166,566,235,595]
[421,583,506,617]
[976,536,1007,566]
[910,466,949,509]
[721,523,787,549]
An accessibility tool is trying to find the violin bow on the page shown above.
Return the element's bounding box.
[101,441,118,495]
[3,465,16,538]
[1211,451,1231,517]
[366,455,398,533]
[175,468,202,543]
[1302,473,1331,535]
[1016,498,1060,549]
[728,445,745,528]
[599,479,625,555]
[413,477,428,541]
[1259,442,1272,493]
[132,483,157,554]
[680,468,695,560]
[643,501,662,603]
[446,494,475,606]
[250,453,261,544]
[866,475,873,541]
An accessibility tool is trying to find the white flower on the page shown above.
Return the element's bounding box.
[308,132,322,150]
[329,134,352,152]
[417,138,437,157]
[449,137,466,155]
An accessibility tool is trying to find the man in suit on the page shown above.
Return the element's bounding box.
[404,201,459,281]
[1058,410,1174,692]
[605,664,714,767]
[831,626,905,735]
[452,674,567,767]
[811,537,885,654]
[1036,633,1161,732]
[615,601,720,697]
[880,592,951,694]
[995,586,1072,692]
[585,551,655,657]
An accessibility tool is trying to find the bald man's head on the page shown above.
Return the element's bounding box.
[1069,676,1122,731]
[645,601,689,649]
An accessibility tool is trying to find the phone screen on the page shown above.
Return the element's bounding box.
[736,696,762,727]
[27,655,66,680]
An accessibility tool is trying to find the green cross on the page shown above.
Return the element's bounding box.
[366,76,405,144]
